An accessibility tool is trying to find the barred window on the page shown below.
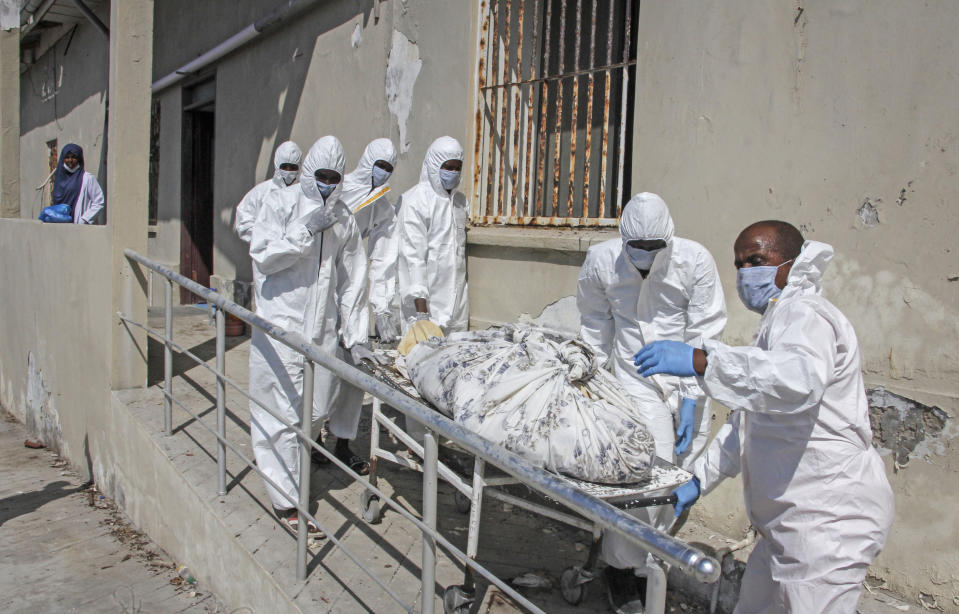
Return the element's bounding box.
[472,0,638,226]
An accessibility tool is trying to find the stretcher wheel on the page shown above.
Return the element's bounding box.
[453,491,471,514]
[360,489,381,524]
[442,585,473,614]
[560,566,589,605]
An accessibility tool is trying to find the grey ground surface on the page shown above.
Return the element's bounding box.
[0,412,226,614]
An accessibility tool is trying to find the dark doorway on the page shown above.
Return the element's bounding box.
[180,78,216,304]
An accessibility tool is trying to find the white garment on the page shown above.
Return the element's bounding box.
[577,192,727,568]
[395,136,469,331]
[692,240,894,614]
[339,138,398,316]
[235,141,302,243]
[72,173,105,224]
[248,136,369,511]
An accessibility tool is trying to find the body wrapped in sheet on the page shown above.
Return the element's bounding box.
[405,327,655,484]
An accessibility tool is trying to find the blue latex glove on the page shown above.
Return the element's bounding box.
[672,476,701,517]
[633,340,697,377]
[674,398,697,456]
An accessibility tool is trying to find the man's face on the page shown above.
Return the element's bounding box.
[440,159,462,172]
[279,162,299,172]
[734,226,792,290]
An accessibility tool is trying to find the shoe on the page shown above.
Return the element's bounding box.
[604,566,645,614]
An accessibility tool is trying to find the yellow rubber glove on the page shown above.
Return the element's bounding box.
[397,319,445,355]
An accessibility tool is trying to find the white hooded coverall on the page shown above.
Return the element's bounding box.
[338,138,399,318]
[234,141,302,243]
[692,241,893,613]
[577,192,727,569]
[248,136,369,511]
[395,136,469,332]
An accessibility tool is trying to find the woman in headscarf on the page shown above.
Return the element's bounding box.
[52,143,105,224]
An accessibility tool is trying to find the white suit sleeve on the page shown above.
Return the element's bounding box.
[367,198,398,314]
[336,219,371,349]
[680,249,727,400]
[577,249,614,367]
[234,184,262,243]
[78,174,105,224]
[249,193,314,276]
[396,195,431,307]
[700,300,834,415]
[691,409,743,494]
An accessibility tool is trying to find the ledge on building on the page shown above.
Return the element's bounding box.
[466,224,619,253]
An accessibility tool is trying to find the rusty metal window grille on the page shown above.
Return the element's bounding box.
[473,0,638,227]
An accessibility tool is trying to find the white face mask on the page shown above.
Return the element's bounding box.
[276,169,298,186]
[64,163,80,174]
[371,165,392,188]
[439,169,461,191]
[623,243,663,271]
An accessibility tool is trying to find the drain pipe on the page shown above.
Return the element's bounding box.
[151,0,316,94]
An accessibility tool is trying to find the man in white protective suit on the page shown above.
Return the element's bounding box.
[234,140,302,243]
[395,136,469,334]
[338,138,401,342]
[577,192,727,612]
[636,220,894,614]
[395,136,469,443]
[248,136,379,531]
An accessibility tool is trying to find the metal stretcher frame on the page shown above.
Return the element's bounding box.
[360,354,692,611]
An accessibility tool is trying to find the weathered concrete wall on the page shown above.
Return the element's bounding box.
[18,6,109,220]
[0,220,112,479]
[624,1,959,605]
[151,0,476,293]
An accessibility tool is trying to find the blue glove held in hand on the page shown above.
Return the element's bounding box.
[672,476,701,517]
[674,397,697,456]
[633,340,697,377]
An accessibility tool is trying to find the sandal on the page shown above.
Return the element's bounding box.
[283,512,325,537]
[336,451,370,476]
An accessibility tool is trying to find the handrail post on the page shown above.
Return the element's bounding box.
[163,278,173,436]
[215,305,227,496]
[297,359,315,581]
[421,428,438,614]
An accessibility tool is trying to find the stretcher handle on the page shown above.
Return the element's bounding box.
[618,493,679,510]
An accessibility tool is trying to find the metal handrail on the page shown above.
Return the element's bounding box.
[122,249,719,611]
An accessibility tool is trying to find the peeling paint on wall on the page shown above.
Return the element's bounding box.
[868,386,950,467]
[351,22,362,48]
[857,197,880,227]
[25,352,63,453]
[386,30,421,153]
[518,295,581,338]
[0,0,18,32]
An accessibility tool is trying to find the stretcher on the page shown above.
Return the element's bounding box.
[358,349,692,613]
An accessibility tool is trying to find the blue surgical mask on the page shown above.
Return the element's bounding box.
[439,169,461,191]
[316,181,336,199]
[371,166,392,188]
[736,259,793,313]
[623,243,662,271]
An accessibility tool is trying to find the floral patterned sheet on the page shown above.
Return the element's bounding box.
[405,326,657,484]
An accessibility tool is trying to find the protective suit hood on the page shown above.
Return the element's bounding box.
[619,192,675,243]
[344,138,396,191]
[783,240,833,296]
[299,136,346,202]
[419,136,464,196]
[272,141,302,187]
